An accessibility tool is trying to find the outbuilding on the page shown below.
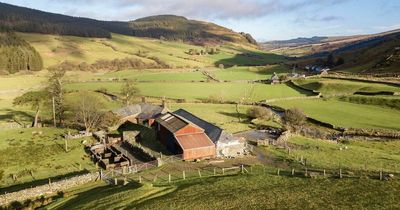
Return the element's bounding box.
[155,112,216,160]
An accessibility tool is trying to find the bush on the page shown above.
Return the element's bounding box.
[283,108,306,126]
[247,106,273,120]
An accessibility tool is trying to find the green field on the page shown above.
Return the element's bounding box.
[0,127,95,188]
[19,33,286,69]
[294,78,400,96]
[271,98,400,130]
[268,136,400,171]
[44,172,400,209]
[66,82,310,102]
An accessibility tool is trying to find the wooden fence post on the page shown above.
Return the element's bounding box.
[123,177,128,185]
[291,168,295,176]
[222,168,225,175]
[48,178,52,187]
[183,171,186,180]
[277,169,280,176]
[214,168,216,176]
[114,178,118,185]
[339,169,343,179]
[198,169,202,178]
[380,170,383,181]
[323,169,326,177]
[139,175,142,183]
[305,168,308,177]
[168,174,171,183]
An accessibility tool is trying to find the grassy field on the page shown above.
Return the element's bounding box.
[66,82,310,102]
[294,78,400,96]
[267,136,400,171]
[19,33,286,69]
[271,98,400,130]
[44,172,400,209]
[0,127,95,189]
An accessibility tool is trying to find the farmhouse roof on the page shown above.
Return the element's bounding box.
[112,103,167,120]
[173,109,223,143]
[174,133,215,150]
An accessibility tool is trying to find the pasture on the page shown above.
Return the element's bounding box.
[45,172,400,209]
[66,82,310,102]
[267,136,400,172]
[271,98,400,130]
[0,127,95,189]
[294,78,400,96]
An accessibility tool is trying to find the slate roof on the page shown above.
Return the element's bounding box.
[156,113,188,133]
[112,103,166,120]
[173,109,223,143]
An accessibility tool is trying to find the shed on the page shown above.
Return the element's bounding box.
[155,112,216,160]
[111,103,169,128]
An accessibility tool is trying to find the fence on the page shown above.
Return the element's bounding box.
[116,163,399,187]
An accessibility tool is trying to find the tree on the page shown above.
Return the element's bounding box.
[47,68,66,126]
[326,53,335,67]
[121,80,140,106]
[13,90,48,127]
[283,108,307,126]
[70,91,105,132]
[247,106,273,120]
[336,57,345,66]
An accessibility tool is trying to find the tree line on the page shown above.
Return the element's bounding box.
[0,30,43,73]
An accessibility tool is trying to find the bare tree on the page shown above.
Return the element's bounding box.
[71,91,105,132]
[121,79,140,106]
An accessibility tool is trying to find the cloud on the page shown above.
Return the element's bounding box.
[42,0,352,21]
[295,15,343,23]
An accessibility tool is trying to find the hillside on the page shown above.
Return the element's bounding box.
[129,15,257,45]
[262,29,400,58]
[0,3,256,46]
[292,30,400,73]
[0,29,43,73]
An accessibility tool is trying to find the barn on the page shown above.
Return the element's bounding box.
[155,112,216,160]
[111,102,169,128]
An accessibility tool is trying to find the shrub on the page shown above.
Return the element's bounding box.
[283,108,306,126]
[247,106,273,120]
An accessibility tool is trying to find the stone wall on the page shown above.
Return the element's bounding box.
[0,173,99,207]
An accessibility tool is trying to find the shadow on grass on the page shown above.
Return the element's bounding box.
[0,108,33,122]
[215,49,287,67]
[0,170,90,194]
[53,182,143,210]
[217,111,249,121]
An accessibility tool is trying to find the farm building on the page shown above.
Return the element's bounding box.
[111,102,169,128]
[269,72,280,84]
[154,109,246,160]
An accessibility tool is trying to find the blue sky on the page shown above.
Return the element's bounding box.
[2,0,400,41]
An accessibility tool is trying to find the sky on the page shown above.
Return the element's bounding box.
[1,0,400,41]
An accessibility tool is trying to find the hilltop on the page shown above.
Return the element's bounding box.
[0,3,256,46]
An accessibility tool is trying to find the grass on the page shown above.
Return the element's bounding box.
[271,98,400,130]
[213,65,290,81]
[267,136,400,171]
[19,32,286,69]
[66,82,310,102]
[0,127,95,188]
[44,172,400,209]
[294,78,400,96]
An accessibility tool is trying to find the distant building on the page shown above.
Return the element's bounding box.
[269,72,280,85]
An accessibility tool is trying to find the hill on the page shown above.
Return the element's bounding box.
[129,15,257,45]
[0,3,256,46]
[262,29,400,58]
[0,29,43,73]
[292,30,400,73]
